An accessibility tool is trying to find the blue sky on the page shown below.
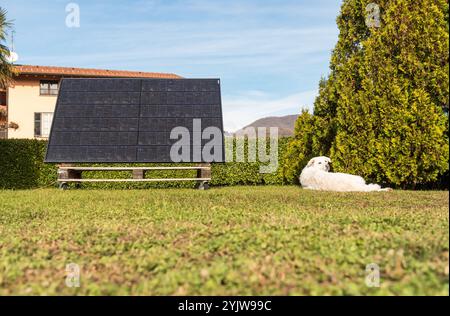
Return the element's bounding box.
[1,0,341,131]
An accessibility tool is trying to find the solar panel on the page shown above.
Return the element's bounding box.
[45,78,225,163]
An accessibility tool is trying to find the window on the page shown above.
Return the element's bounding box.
[0,91,6,105]
[40,80,59,95]
[34,112,53,138]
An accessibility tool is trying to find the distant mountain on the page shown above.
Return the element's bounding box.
[234,114,299,137]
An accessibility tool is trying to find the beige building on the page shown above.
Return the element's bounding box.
[0,65,180,139]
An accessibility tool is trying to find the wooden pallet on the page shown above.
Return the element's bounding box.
[57,165,211,190]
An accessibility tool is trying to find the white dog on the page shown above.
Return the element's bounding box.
[299,156,392,192]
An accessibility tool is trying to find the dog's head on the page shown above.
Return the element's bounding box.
[306,156,332,172]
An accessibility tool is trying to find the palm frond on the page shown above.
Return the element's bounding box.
[0,7,15,89]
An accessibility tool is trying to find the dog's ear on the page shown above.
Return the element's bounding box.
[307,158,315,167]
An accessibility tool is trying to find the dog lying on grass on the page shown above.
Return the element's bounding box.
[299,156,392,192]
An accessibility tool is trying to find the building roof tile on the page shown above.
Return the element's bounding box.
[14,64,181,79]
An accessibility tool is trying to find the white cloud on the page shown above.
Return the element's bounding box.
[223,89,317,132]
[24,25,337,72]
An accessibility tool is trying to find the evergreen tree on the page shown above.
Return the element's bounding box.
[282,110,315,182]
[285,0,449,187]
[282,82,337,183]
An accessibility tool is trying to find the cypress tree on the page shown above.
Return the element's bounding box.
[285,0,449,187]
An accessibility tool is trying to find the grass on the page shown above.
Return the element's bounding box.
[0,186,448,296]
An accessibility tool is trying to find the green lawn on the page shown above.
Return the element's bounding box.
[0,186,448,296]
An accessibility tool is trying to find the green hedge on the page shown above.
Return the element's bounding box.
[0,138,291,189]
[0,139,56,189]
